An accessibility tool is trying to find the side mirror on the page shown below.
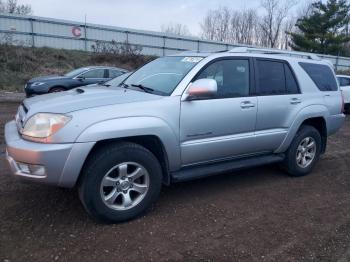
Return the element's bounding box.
[185,79,217,101]
[76,75,85,81]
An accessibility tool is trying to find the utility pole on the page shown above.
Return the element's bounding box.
[84,14,87,51]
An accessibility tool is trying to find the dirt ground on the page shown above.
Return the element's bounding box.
[1,101,350,262]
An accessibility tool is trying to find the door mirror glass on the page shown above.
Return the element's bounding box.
[186,79,217,100]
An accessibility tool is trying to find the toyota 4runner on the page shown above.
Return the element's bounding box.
[4,47,345,223]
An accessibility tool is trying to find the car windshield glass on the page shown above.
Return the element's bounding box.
[65,68,89,78]
[123,56,203,96]
[105,72,132,86]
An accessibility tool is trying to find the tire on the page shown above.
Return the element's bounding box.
[49,87,65,93]
[78,142,163,223]
[282,125,322,177]
[345,105,350,115]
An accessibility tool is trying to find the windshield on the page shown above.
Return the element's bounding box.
[123,56,203,96]
[65,68,89,78]
[105,72,132,86]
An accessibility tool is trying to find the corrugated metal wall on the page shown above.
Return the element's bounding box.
[1,13,350,71]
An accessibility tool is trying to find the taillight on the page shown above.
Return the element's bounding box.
[341,90,345,113]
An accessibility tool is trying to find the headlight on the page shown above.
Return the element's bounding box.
[22,113,71,138]
[31,82,46,87]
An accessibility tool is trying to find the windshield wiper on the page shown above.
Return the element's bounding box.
[131,84,154,93]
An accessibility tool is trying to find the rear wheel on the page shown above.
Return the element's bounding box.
[282,125,321,177]
[344,104,350,114]
[78,142,162,223]
[49,87,65,93]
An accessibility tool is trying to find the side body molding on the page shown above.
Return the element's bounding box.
[76,117,181,171]
[275,104,329,153]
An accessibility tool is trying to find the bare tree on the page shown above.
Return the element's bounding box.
[200,7,231,42]
[161,23,191,36]
[281,17,297,49]
[259,0,296,48]
[0,0,32,15]
[229,9,260,45]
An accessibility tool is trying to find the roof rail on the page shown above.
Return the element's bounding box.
[176,49,230,55]
[229,47,321,60]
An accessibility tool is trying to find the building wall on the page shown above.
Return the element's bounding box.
[1,13,350,71]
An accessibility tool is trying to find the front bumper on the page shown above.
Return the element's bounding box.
[4,120,95,187]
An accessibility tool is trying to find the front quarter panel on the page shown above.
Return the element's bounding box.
[76,116,181,171]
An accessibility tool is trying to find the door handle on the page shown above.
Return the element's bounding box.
[240,101,255,109]
[290,98,301,104]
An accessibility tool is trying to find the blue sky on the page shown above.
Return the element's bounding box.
[21,0,304,35]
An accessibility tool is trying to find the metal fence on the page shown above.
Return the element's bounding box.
[1,13,350,71]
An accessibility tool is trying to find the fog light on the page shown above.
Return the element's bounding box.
[17,162,46,177]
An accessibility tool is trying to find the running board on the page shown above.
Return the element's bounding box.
[171,154,285,183]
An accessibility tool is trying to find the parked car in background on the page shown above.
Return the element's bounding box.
[337,75,350,113]
[24,66,128,97]
[5,47,345,223]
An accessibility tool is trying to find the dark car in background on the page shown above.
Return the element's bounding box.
[24,66,128,97]
[85,71,133,89]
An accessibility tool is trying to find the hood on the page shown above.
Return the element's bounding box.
[28,75,70,82]
[23,86,162,115]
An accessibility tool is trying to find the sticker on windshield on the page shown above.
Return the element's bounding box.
[236,66,246,73]
[182,57,203,63]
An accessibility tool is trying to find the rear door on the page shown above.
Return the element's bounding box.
[107,69,125,82]
[180,57,258,166]
[253,58,304,152]
[80,69,108,85]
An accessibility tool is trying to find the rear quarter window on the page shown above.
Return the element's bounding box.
[299,62,338,91]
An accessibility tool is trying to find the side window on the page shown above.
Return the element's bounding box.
[256,60,286,95]
[299,62,338,91]
[284,64,299,94]
[340,77,350,87]
[109,69,123,78]
[81,69,105,79]
[195,59,250,98]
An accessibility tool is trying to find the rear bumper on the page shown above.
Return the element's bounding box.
[327,113,346,136]
[4,120,95,187]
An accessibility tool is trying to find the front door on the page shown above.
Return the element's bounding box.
[180,58,258,166]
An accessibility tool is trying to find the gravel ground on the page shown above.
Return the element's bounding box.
[0,101,350,262]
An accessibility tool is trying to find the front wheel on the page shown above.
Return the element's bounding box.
[78,142,163,223]
[282,125,322,177]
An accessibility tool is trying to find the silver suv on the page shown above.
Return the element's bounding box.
[5,47,345,223]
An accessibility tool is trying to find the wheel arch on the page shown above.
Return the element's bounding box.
[83,136,171,185]
[300,117,327,154]
[276,105,329,154]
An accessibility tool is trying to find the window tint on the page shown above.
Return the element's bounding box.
[299,62,337,91]
[195,59,250,98]
[256,60,286,95]
[339,77,350,87]
[81,69,105,78]
[284,64,299,94]
[109,69,123,78]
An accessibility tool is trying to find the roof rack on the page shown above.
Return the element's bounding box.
[176,49,229,55]
[229,47,321,60]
